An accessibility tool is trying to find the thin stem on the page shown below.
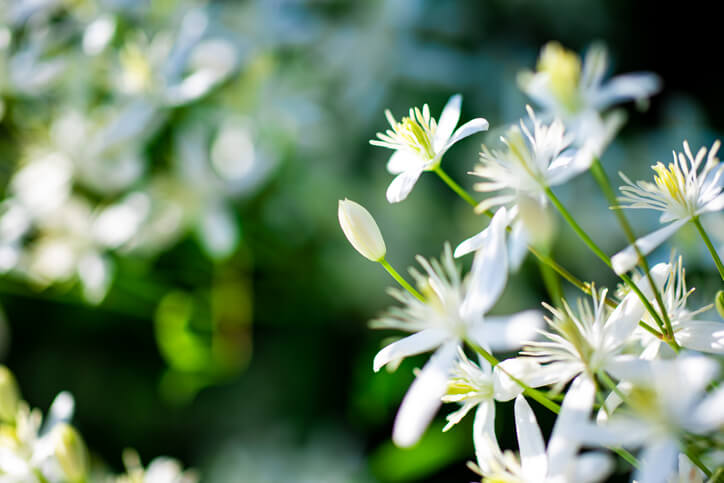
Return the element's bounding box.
[590,158,676,340]
[692,216,724,282]
[379,258,425,302]
[433,165,477,207]
[685,447,713,478]
[544,186,679,351]
[432,166,598,302]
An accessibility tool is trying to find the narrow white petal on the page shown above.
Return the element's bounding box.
[386,168,424,203]
[605,355,652,384]
[432,94,462,152]
[547,375,595,476]
[611,219,688,274]
[471,310,543,352]
[572,452,614,483]
[633,439,679,483]
[514,395,548,479]
[493,358,547,401]
[595,380,632,424]
[461,208,508,319]
[386,150,419,174]
[677,320,724,353]
[392,341,458,447]
[454,226,490,258]
[592,73,662,111]
[605,262,669,343]
[472,401,499,474]
[373,329,449,372]
[691,386,724,433]
[580,416,652,447]
[440,118,489,156]
[508,220,529,271]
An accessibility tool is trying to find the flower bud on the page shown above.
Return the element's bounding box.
[53,423,89,483]
[338,199,386,261]
[0,365,20,423]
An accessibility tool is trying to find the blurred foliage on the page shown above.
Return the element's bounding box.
[0,0,721,481]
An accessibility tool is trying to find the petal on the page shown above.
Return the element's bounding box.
[472,401,499,474]
[691,386,724,431]
[470,310,543,352]
[386,150,418,175]
[493,358,548,401]
[580,416,652,448]
[460,208,508,319]
[392,340,458,448]
[572,452,614,483]
[547,375,595,476]
[454,226,490,258]
[633,439,679,483]
[514,395,548,479]
[439,118,489,157]
[386,168,424,203]
[508,220,529,271]
[611,219,688,274]
[592,73,662,111]
[605,262,669,344]
[677,320,724,353]
[432,94,462,152]
[373,329,449,372]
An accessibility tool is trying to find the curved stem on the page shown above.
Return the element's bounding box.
[379,258,425,302]
[590,159,676,340]
[692,216,724,282]
[544,186,679,352]
[433,165,477,207]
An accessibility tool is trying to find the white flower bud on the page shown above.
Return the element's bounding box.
[53,423,89,483]
[0,365,20,423]
[338,199,386,261]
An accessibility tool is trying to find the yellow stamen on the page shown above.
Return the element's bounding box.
[652,162,686,205]
[537,42,582,112]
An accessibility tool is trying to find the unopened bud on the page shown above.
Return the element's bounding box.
[53,423,89,482]
[338,199,386,261]
[0,365,20,423]
[716,290,724,320]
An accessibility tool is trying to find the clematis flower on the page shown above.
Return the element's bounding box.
[371,209,542,447]
[456,106,592,267]
[441,348,545,470]
[370,94,489,203]
[612,140,724,274]
[634,255,724,358]
[518,42,660,157]
[583,355,724,483]
[473,376,612,483]
[518,264,668,393]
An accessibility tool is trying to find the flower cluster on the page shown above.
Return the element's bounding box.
[0,365,195,482]
[340,41,724,482]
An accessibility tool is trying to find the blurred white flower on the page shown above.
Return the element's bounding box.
[612,141,724,274]
[372,209,542,447]
[584,355,724,483]
[370,94,489,203]
[116,449,198,483]
[519,42,660,156]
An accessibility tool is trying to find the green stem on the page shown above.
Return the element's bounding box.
[692,216,724,282]
[433,165,477,207]
[544,186,678,351]
[379,258,425,302]
[685,447,713,478]
[590,159,676,340]
[432,166,599,302]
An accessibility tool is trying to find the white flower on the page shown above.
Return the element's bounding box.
[612,140,724,274]
[372,209,542,447]
[457,106,592,266]
[636,255,724,358]
[583,355,724,483]
[518,264,668,392]
[370,94,489,203]
[474,376,612,483]
[338,199,386,261]
[519,42,660,156]
[117,450,198,483]
[442,348,542,469]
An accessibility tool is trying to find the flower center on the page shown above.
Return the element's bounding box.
[386,107,437,160]
[652,162,687,206]
[537,42,582,112]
